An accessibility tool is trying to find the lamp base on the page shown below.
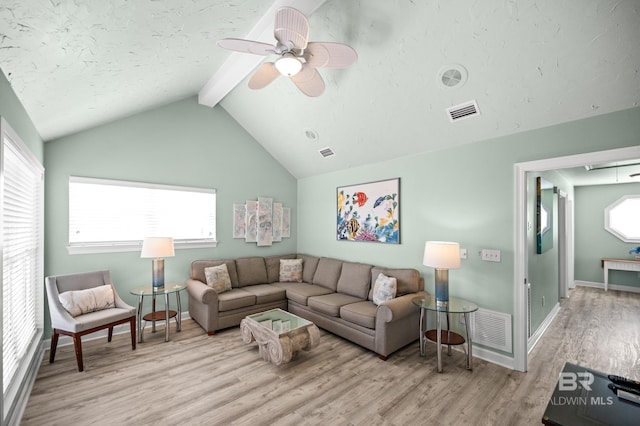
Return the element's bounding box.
[151,258,165,290]
[434,268,449,308]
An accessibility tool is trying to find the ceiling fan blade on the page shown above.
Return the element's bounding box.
[290,64,325,97]
[274,7,309,50]
[248,63,280,89]
[305,42,358,68]
[217,38,275,55]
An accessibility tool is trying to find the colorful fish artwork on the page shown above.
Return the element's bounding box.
[337,178,400,244]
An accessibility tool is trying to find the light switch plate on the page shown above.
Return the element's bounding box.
[481,249,501,262]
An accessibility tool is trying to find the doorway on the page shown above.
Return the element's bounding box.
[513,145,640,372]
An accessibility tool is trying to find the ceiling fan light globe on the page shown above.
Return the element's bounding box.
[275,54,302,76]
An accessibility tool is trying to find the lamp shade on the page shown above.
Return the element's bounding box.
[140,237,175,258]
[423,241,460,269]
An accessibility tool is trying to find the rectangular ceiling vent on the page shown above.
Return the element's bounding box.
[446,100,480,123]
[319,147,335,158]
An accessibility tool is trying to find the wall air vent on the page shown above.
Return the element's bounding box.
[446,100,480,123]
[472,308,512,353]
[319,147,335,158]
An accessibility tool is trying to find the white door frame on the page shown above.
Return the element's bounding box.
[558,190,568,299]
[513,145,640,372]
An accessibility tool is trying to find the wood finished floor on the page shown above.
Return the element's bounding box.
[21,286,640,426]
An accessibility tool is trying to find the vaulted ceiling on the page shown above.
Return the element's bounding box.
[1,0,639,179]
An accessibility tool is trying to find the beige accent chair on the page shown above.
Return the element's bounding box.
[45,270,136,372]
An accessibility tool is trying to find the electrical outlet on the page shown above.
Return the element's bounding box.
[481,249,501,262]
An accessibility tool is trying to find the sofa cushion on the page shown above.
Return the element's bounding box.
[340,301,377,329]
[279,259,303,282]
[204,264,232,294]
[372,273,397,305]
[297,254,320,283]
[307,293,364,317]
[312,257,343,291]
[265,253,297,283]
[235,257,268,287]
[369,267,420,299]
[336,261,372,299]
[192,259,239,287]
[240,284,286,305]
[58,285,115,317]
[217,289,256,312]
[284,283,334,306]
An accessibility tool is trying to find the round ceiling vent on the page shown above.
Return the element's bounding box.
[437,64,468,89]
[304,128,319,141]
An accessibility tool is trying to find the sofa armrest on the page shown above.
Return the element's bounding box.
[377,291,427,323]
[186,279,218,305]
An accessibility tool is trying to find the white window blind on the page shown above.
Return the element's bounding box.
[68,176,216,254]
[1,118,44,410]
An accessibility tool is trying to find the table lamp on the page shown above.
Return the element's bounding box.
[423,241,460,307]
[141,237,175,290]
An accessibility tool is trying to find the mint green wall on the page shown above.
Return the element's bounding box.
[44,96,297,334]
[0,70,43,161]
[298,107,640,355]
[574,182,640,288]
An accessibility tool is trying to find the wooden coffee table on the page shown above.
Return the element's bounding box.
[240,308,320,365]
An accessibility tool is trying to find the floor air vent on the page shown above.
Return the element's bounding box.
[472,308,512,353]
[319,147,335,158]
[446,100,480,122]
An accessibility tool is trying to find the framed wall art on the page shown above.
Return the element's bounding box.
[337,178,400,244]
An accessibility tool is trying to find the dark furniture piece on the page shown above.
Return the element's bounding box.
[542,362,639,425]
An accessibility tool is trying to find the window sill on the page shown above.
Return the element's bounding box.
[67,240,217,255]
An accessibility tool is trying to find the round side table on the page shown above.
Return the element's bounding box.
[412,295,478,373]
[130,284,186,342]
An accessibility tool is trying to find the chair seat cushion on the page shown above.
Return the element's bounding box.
[68,307,135,333]
[307,293,364,317]
[240,284,286,305]
[283,283,334,306]
[340,301,378,329]
[217,289,256,312]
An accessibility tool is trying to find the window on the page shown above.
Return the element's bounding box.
[1,117,44,420]
[68,176,216,254]
[605,195,640,243]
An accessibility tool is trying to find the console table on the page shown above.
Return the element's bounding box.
[601,258,640,291]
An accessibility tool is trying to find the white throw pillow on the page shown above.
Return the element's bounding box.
[372,273,397,306]
[204,264,232,293]
[279,258,303,282]
[58,285,115,317]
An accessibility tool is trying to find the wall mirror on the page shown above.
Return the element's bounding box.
[536,177,554,254]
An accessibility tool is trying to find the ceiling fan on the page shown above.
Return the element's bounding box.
[217,6,357,97]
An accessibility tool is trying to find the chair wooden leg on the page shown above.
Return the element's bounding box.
[208,330,216,336]
[72,334,84,372]
[130,316,136,350]
[108,326,113,342]
[49,331,59,364]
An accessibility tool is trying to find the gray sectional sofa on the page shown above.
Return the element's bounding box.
[185,254,427,359]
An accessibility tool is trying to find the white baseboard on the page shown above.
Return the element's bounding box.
[470,345,515,370]
[44,312,191,349]
[528,302,561,354]
[575,280,640,294]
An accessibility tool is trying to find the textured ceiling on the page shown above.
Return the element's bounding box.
[1,0,640,180]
